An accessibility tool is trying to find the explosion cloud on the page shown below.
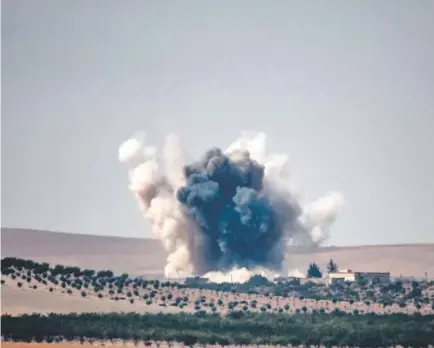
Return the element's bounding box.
[119,131,344,281]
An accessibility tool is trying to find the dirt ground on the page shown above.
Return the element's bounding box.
[2,228,434,279]
[2,227,434,316]
[2,272,432,316]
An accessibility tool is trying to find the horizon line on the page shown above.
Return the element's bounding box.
[2,226,433,249]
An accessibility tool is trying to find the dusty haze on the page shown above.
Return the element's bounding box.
[2,228,433,279]
[119,131,344,280]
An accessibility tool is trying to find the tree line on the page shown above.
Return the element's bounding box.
[2,311,434,347]
[3,256,433,313]
[1,257,114,278]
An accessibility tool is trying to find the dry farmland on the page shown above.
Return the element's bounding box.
[2,229,434,347]
[2,259,434,317]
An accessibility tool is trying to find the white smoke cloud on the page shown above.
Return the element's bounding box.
[298,191,345,244]
[204,267,280,284]
[119,131,344,282]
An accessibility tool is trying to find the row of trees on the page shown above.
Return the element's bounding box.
[2,311,434,347]
[3,256,433,313]
[1,256,338,280]
[1,257,114,278]
[1,257,184,291]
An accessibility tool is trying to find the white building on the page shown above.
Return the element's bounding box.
[328,269,358,283]
[327,269,390,285]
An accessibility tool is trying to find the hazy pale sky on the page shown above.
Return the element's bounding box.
[2,0,433,246]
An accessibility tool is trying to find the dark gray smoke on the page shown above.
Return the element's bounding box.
[177,147,289,271]
[119,131,345,281]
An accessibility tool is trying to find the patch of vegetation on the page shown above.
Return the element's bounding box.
[307,262,322,278]
[2,312,433,347]
[2,256,434,317]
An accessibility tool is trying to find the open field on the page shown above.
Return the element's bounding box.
[3,270,432,317]
[2,228,434,279]
[2,228,434,316]
[2,228,434,346]
[2,255,434,317]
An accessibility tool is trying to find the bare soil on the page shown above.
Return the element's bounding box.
[2,228,434,279]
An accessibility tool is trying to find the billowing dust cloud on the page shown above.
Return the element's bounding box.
[119,131,344,282]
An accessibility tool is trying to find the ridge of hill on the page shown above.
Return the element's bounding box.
[2,227,434,278]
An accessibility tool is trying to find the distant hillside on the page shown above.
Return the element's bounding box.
[1,227,161,257]
[1,228,166,277]
[2,228,434,278]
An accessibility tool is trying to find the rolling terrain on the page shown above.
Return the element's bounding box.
[2,228,434,279]
[2,227,434,346]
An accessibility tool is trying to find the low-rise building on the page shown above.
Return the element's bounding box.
[184,276,209,285]
[327,269,358,283]
[359,272,390,284]
[327,269,390,285]
[300,277,328,285]
[274,276,302,284]
[328,277,347,285]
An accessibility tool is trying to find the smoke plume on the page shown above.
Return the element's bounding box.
[118,131,344,281]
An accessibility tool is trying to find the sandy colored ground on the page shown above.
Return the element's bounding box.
[2,228,434,279]
[2,227,434,316]
[1,282,184,315]
[2,268,432,316]
[2,228,434,347]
